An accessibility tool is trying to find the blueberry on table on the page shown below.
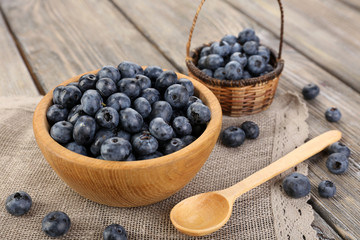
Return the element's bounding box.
[50,121,73,144]
[172,116,192,137]
[163,138,186,155]
[117,78,141,99]
[201,69,213,77]
[325,107,341,122]
[133,97,152,119]
[178,78,194,97]
[132,131,158,155]
[221,126,245,148]
[282,172,311,198]
[103,224,128,240]
[327,142,350,158]
[302,83,320,100]
[106,92,131,112]
[187,102,211,125]
[81,89,103,116]
[135,74,152,90]
[240,121,259,139]
[46,104,68,125]
[101,137,132,161]
[119,108,144,133]
[73,115,96,145]
[224,61,243,80]
[205,54,224,70]
[155,70,178,93]
[238,28,257,44]
[65,142,88,156]
[318,180,336,198]
[141,88,160,105]
[98,65,121,83]
[117,61,143,78]
[5,191,32,216]
[214,67,226,80]
[95,107,119,129]
[149,101,173,123]
[164,84,189,109]
[326,153,348,174]
[230,52,247,68]
[144,65,163,81]
[149,117,174,141]
[42,211,71,237]
[247,55,266,76]
[78,73,97,92]
[96,77,118,98]
[243,41,258,55]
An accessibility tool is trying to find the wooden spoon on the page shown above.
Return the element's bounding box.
[170,130,341,236]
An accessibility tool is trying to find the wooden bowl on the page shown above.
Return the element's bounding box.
[33,69,222,207]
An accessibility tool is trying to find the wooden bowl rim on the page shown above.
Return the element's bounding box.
[33,68,222,171]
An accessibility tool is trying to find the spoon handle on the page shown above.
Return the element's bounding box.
[219,130,341,201]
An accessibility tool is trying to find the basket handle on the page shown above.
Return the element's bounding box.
[186,0,284,60]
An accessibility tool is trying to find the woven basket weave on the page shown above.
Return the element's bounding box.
[186,0,285,117]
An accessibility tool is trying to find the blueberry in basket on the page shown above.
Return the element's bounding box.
[196,28,275,80]
[46,61,212,161]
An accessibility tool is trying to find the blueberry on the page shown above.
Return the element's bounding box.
[302,83,320,100]
[155,70,178,93]
[57,85,82,109]
[133,97,152,119]
[225,61,243,80]
[201,69,213,77]
[221,34,238,45]
[96,77,118,98]
[242,71,252,79]
[210,41,231,57]
[327,142,350,158]
[65,142,88,156]
[221,126,245,147]
[205,54,224,70]
[132,131,158,155]
[53,86,65,105]
[46,104,68,125]
[265,64,274,73]
[149,101,173,122]
[258,48,270,63]
[325,107,341,122]
[81,89,103,116]
[42,211,71,237]
[187,96,203,109]
[119,108,144,133]
[230,52,247,68]
[144,66,163,81]
[50,121,73,144]
[101,137,132,161]
[187,102,211,125]
[240,121,259,139]
[137,151,163,160]
[117,61,143,78]
[135,74,152,90]
[95,107,119,129]
[178,78,194,97]
[238,28,257,44]
[125,153,136,161]
[172,116,192,137]
[318,180,336,198]
[67,82,79,88]
[103,224,127,240]
[197,56,207,70]
[149,117,174,141]
[98,66,121,83]
[116,129,132,141]
[214,67,226,80]
[140,88,160,105]
[78,74,97,92]
[90,129,116,156]
[73,115,96,145]
[164,84,189,109]
[200,46,211,58]
[326,153,348,174]
[282,172,311,198]
[230,42,242,54]
[117,78,141,99]
[5,191,32,216]
[180,135,197,146]
[67,104,86,125]
[247,55,266,76]
[163,138,186,155]
[258,45,270,55]
[106,92,131,112]
[243,41,258,55]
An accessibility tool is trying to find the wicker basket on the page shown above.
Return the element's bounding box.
[186,0,285,117]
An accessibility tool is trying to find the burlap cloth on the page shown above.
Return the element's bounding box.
[0,93,318,239]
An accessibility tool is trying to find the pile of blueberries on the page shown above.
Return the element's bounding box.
[221,121,260,148]
[196,28,274,80]
[47,61,211,161]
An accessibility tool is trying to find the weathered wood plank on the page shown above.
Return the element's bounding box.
[0,9,38,96]
[226,0,360,92]
[0,0,174,93]
[312,211,343,240]
[339,0,360,11]
[111,0,360,239]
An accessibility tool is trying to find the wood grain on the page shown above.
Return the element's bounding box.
[338,0,360,11]
[0,0,174,94]
[226,0,360,92]
[312,211,343,240]
[110,0,360,238]
[0,9,38,96]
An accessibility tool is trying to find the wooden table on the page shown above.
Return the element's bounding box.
[1,0,359,239]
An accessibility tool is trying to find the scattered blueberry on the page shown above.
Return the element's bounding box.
[302,83,320,100]
[103,224,128,240]
[318,180,336,198]
[327,142,350,158]
[42,211,71,237]
[221,126,245,147]
[240,121,259,139]
[50,121,73,144]
[101,137,132,161]
[325,107,341,122]
[326,153,348,174]
[5,191,32,216]
[282,172,311,198]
